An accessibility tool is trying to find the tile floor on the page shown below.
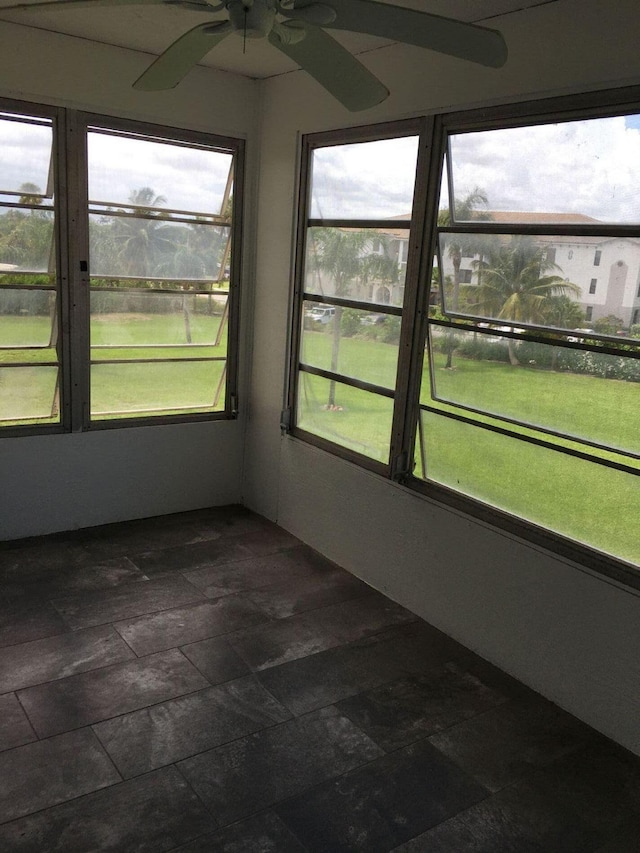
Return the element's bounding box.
[0,505,638,852]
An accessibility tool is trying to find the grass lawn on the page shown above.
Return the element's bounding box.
[0,313,228,421]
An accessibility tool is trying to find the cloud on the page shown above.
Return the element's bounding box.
[87,131,233,215]
[449,115,640,223]
[310,136,419,219]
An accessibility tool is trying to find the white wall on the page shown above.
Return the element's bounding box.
[0,23,260,537]
[244,0,640,754]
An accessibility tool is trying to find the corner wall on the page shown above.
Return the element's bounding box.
[0,24,259,538]
[244,0,640,755]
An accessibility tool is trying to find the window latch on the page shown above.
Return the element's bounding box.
[280,407,292,432]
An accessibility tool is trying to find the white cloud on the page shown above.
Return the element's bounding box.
[449,115,640,223]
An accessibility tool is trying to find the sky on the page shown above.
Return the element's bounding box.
[0,113,233,215]
[309,113,640,224]
[5,109,640,225]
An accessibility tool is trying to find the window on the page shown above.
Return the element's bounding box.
[0,100,243,433]
[289,90,640,581]
[288,124,421,468]
[0,107,62,429]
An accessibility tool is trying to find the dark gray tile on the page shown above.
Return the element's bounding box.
[18,648,210,738]
[337,665,508,752]
[314,593,418,645]
[392,775,595,853]
[0,536,89,578]
[247,569,370,618]
[275,739,489,852]
[131,538,256,576]
[0,693,36,751]
[428,697,596,792]
[170,811,308,852]
[257,643,385,716]
[0,766,215,852]
[0,728,120,823]
[525,741,640,839]
[241,524,302,556]
[114,595,269,657]
[183,547,336,599]
[181,635,251,684]
[93,675,292,778]
[51,574,204,629]
[0,600,68,649]
[230,593,417,672]
[75,514,213,561]
[257,623,470,718]
[228,609,342,672]
[178,706,383,825]
[0,558,148,603]
[594,817,640,852]
[0,625,135,693]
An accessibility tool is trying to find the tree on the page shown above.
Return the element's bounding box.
[473,236,580,365]
[113,187,174,278]
[311,228,375,407]
[437,187,491,311]
[542,295,585,370]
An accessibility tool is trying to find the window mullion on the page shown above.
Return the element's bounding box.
[64,110,91,432]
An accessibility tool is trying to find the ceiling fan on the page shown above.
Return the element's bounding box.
[2,0,508,111]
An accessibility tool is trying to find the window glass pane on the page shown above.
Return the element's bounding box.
[301,301,400,389]
[0,206,55,273]
[0,289,57,347]
[0,365,59,425]
[296,372,393,463]
[310,137,418,219]
[89,213,229,280]
[417,409,639,567]
[427,326,640,456]
[90,290,227,350]
[87,130,233,217]
[305,227,407,308]
[90,360,226,418]
[449,115,640,225]
[87,126,235,423]
[438,232,638,333]
[0,114,53,198]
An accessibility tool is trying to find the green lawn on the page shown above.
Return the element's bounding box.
[0,313,228,421]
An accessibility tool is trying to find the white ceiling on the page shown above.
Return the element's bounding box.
[0,0,558,79]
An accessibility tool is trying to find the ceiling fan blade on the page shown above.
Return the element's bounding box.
[133,21,231,91]
[269,22,388,112]
[291,0,508,68]
[0,0,188,11]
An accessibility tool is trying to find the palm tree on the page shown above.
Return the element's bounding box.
[310,228,373,407]
[438,187,490,311]
[113,187,174,278]
[473,236,580,365]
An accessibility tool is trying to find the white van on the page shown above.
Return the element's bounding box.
[307,306,336,324]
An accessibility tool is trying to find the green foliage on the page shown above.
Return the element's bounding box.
[630,324,640,339]
[592,314,625,335]
[456,336,510,363]
[340,308,361,337]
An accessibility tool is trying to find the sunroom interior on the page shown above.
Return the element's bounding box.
[0,0,638,772]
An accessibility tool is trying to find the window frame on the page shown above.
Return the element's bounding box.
[0,102,244,436]
[286,118,430,477]
[287,87,640,591]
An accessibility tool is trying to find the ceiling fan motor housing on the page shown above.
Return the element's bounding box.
[227,0,276,38]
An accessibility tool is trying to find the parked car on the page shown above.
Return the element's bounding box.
[306,306,336,324]
[360,313,387,326]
